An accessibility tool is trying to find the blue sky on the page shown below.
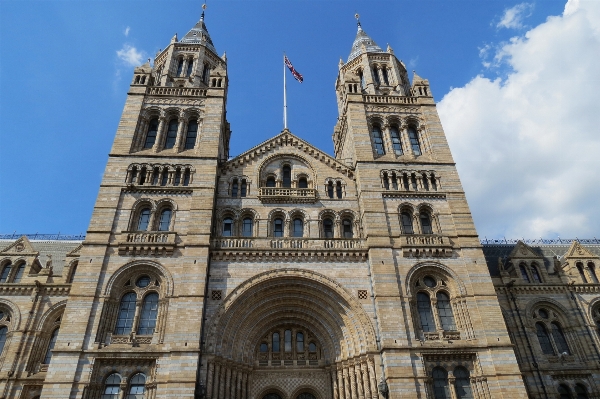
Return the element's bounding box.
[1,0,598,239]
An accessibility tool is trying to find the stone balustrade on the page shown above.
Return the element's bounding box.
[363,95,417,104]
[257,187,318,203]
[211,238,363,250]
[118,231,177,256]
[400,234,453,258]
[146,87,207,97]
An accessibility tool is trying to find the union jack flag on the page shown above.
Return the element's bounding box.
[284,55,303,83]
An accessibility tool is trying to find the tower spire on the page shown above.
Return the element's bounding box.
[347,15,383,62]
[180,2,217,54]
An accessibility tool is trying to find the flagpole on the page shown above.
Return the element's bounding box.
[283,52,288,130]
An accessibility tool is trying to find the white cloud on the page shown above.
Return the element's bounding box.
[116,44,144,67]
[438,0,600,239]
[497,2,534,29]
[124,26,130,37]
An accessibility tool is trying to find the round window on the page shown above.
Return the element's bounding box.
[423,276,436,288]
[538,309,549,319]
[136,275,151,288]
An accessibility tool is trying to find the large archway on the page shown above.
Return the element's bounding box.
[202,269,380,399]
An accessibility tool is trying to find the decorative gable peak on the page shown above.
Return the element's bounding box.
[508,241,541,259]
[0,235,38,256]
[564,240,598,259]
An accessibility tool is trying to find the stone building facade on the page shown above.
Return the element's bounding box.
[0,14,598,399]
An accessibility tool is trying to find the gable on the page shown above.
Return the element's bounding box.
[564,240,599,260]
[0,236,38,256]
[508,241,541,259]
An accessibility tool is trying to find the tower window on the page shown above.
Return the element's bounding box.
[173,169,181,185]
[401,212,414,234]
[232,179,239,197]
[531,264,542,283]
[282,165,291,188]
[266,176,276,187]
[240,179,247,197]
[161,170,169,186]
[137,292,159,335]
[137,208,151,231]
[358,70,365,89]
[372,67,380,85]
[186,59,194,76]
[422,173,430,190]
[342,219,353,238]
[242,217,253,237]
[420,212,433,234]
[298,177,308,188]
[43,328,60,364]
[536,322,555,355]
[382,68,389,85]
[293,218,304,237]
[152,168,160,185]
[551,322,570,354]
[417,292,435,332]
[436,292,456,331]
[327,181,334,198]
[372,125,385,155]
[12,262,26,283]
[202,64,210,83]
[577,262,588,283]
[323,218,334,238]
[408,127,422,155]
[164,119,178,149]
[115,292,136,335]
[273,218,284,237]
[222,218,233,237]
[519,264,530,283]
[336,181,343,198]
[158,209,172,231]
[183,169,191,186]
[184,120,198,149]
[144,118,159,149]
[390,126,403,155]
[176,58,184,76]
[382,173,389,190]
[589,262,599,283]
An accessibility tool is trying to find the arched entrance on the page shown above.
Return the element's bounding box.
[202,269,380,399]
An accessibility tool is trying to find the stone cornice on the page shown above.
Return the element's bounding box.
[121,186,193,195]
[0,284,70,296]
[382,192,446,200]
[211,250,368,262]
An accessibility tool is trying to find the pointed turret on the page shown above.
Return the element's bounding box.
[347,21,383,62]
[180,12,218,55]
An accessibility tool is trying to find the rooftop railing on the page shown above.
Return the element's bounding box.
[0,233,85,241]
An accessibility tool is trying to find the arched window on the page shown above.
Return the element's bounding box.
[309,342,317,352]
[575,384,589,399]
[432,367,450,399]
[266,176,276,187]
[231,179,239,197]
[558,384,573,399]
[293,218,304,238]
[536,322,555,355]
[184,120,198,149]
[12,262,26,283]
[411,174,418,191]
[401,212,414,234]
[144,118,159,149]
[161,169,169,186]
[102,373,122,399]
[342,219,353,238]
[372,125,385,155]
[202,64,210,83]
[390,126,403,155]
[183,169,191,186]
[139,167,147,184]
[408,127,422,155]
[431,173,438,190]
[137,293,159,335]
[284,329,292,352]
[273,218,284,237]
[43,328,59,364]
[296,332,304,351]
[453,367,473,399]
[164,119,178,149]
[382,68,389,85]
[298,177,308,188]
[137,208,151,231]
[383,173,390,190]
[176,58,184,76]
[282,166,291,188]
[551,322,570,354]
[323,218,334,238]
[241,179,247,196]
[260,343,268,352]
[391,173,398,190]
[152,168,160,185]
[126,373,146,399]
[531,265,542,283]
[242,217,253,237]
[0,326,7,355]
[222,217,233,237]
[186,59,194,76]
[372,67,380,85]
[436,292,456,331]
[115,292,137,335]
[327,181,334,198]
[588,262,599,283]
[173,169,181,186]
[422,173,430,190]
[402,173,410,190]
[272,332,280,352]
[420,212,433,234]
[0,263,11,283]
[130,166,138,183]
[519,264,530,283]
[358,70,365,89]
[336,181,343,198]
[417,292,435,332]
[577,262,588,283]
[68,263,77,284]
[158,209,172,231]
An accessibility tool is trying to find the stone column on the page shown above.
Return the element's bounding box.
[361,362,372,399]
[331,367,339,399]
[225,367,232,399]
[448,376,458,399]
[349,364,358,399]
[367,358,378,399]
[152,117,166,153]
[337,368,345,399]
[206,362,215,399]
[218,364,226,399]
[355,363,365,399]
[213,363,221,399]
[236,370,242,399]
[382,124,392,156]
[343,367,351,399]
[173,118,186,152]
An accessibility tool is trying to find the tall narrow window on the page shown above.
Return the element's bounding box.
[176,58,184,76]
[558,385,573,399]
[174,169,181,186]
[397,213,412,235]
[436,292,456,330]
[272,332,280,352]
[432,367,450,399]
[389,173,397,190]
[551,322,570,354]
[183,169,190,186]
[336,181,343,198]
[453,367,473,399]
[431,174,438,190]
[358,70,365,89]
[0,263,11,283]
[411,174,418,191]
[422,173,430,190]
[417,292,435,332]
[231,179,239,197]
[184,120,198,149]
[0,326,7,355]
[43,328,60,364]
[274,218,284,237]
[575,384,589,399]
[102,374,122,399]
[115,292,137,335]
[309,342,317,352]
[293,218,304,238]
[402,174,410,191]
[408,127,422,155]
[589,263,599,283]
[164,119,178,149]
[68,263,77,284]
[372,125,385,155]
[519,264,530,283]
[241,179,247,196]
[420,212,433,234]
[298,177,308,188]
[161,170,169,186]
[223,218,233,237]
[390,126,403,155]
[284,329,292,352]
[260,343,268,352]
[242,218,253,237]
[130,167,138,184]
[137,293,159,335]
[577,263,588,283]
[186,59,194,76]
[536,322,555,355]
[266,177,276,187]
[126,373,146,399]
[139,167,147,185]
[202,64,210,83]
[342,219,353,238]
[152,168,160,185]
[158,209,172,231]
[383,173,390,190]
[531,265,542,283]
[323,218,334,238]
[137,208,151,231]
[327,181,334,198]
[12,263,25,283]
[382,68,389,85]
[296,332,304,352]
[282,166,291,188]
[372,67,380,85]
[144,118,159,148]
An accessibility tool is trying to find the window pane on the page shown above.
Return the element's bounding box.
[432,367,450,399]
[323,219,334,238]
[391,174,398,190]
[536,323,555,355]
[454,367,473,399]
[343,219,353,238]
[417,292,435,332]
[126,373,146,399]
[298,178,308,189]
[164,119,178,149]
[282,166,291,188]
[284,330,292,352]
[589,263,599,283]
[13,263,26,283]
[0,264,12,283]
[242,218,253,237]
[293,218,304,237]
[232,180,238,197]
[274,218,284,237]
[174,169,181,186]
[372,67,380,85]
[519,265,530,283]
[309,342,316,352]
[183,169,190,186]
[327,182,334,198]
[0,326,8,355]
[186,59,194,76]
[102,374,122,399]
[266,177,276,187]
[383,173,390,190]
[272,333,280,352]
[137,293,159,335]
[223,218,233,237]
[382,68,389,85]
[401,213,413,234]
[372,126,385,155]
[144,119,158,148]
[260,343,268,352]
[115,292,136,335]
[390,127,403,155]
[241,180,247,196]
[558,385,573,399]
[137,208,151,231]
[158,209,172,231]
[177,58,184,75]
[336,182,343,199]
[531,266,542,283]
[43,328,60,364]
[578,263,588,283]
[420,213,433,234]
[297,332,304,352]
[551,322,570,354]
[408,127,421,155]
[185,120,198,149]
[436,292,456,331]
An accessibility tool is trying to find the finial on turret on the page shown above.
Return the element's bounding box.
[355,13,361,28]
[386,43,394,54]
[201,3,207,20]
